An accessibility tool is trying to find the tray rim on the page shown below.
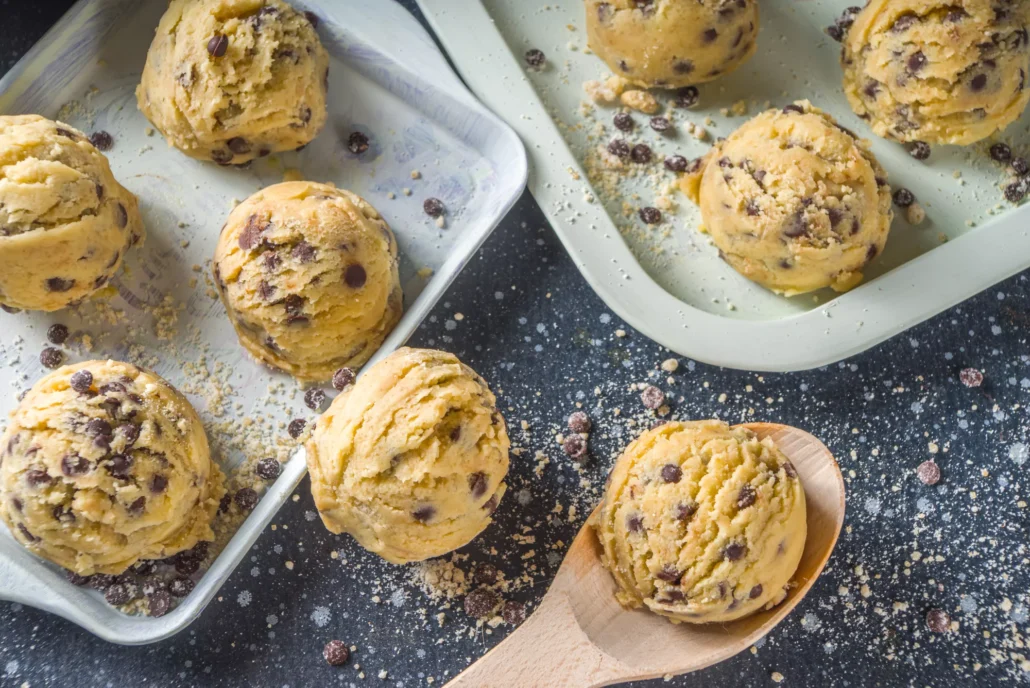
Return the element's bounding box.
[417,0,1030,373]
[0,0,527,644]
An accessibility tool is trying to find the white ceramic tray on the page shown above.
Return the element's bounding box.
[418,0,1030,372]
[0,0,526,644]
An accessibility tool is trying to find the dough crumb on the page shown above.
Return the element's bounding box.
[906,202,926,225]
[620,90,659,114]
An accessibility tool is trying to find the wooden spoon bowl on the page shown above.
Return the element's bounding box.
[446,423,846,687]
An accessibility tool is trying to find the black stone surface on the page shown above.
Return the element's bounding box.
[2,2,1030,687]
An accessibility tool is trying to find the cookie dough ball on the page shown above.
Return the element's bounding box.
[842,0,1030,146]
[680,101,893,296]
[137,0,328,164]
[306,348,509,564]
[0,361,225,575]
[213,181,402,381]
[585,0,759,88]
[0,115,143,312]
[597,420,806,624]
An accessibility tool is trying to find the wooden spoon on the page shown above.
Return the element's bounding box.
[445,423,845,688]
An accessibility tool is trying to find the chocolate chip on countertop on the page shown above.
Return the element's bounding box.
[464,588,499,618]
[916,460,941,485]
[347,132,370,155]
[474,563,498,586]
[926,609,951,633]
[502,601,527,625]
[640,385,665,410]
[287,418,306,438]
[613,112,634,131]
[423,197,445,218]
[47,324,69,344]
[525,49,546,68]
[959,368,984,388]
[675,86,699,109]
[562,433,588,460]
[323,640,350,666]
[892,188,915,207]
[207,34,228,58]
[905,141,931,161]
[567,411,591,434]
[40,347,64,369]
[234,487,258,512]
[639,207,662,224]
[332,367,355,391]
[255,458,282,480]
[304,388,327,410]
[89,131,113,151]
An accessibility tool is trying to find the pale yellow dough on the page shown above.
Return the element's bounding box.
[213,181,402,382]
[0,115,143,312]
[842,0,1030,146]
[137,0,328,164]
[596,420,806,624]
[584,0,759,88]
[681,101,893,296]
[306,348,510,565]
[0,360,225,575]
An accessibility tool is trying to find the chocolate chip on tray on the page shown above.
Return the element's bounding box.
[234,487,258,512]
[332,367,356,391]
[287,418,307,438]
[255,458,282,480]
[905,141,931,161]
[613,112,634,131]
[89,130,113,151]
[525,49,546,68]
[892,188,915,208]
[423,197,445,218]
[675,86,699,109]
[347,132,370,155]
[630,143,652,164]
[664,155,689,172]
[990,143,1012,163]
[639,207,662,225]
[147,589,172,617]
[304,388,327,410]
[39,347,64,369]
[649,116,671,133]
[607,138,630,159]
[47,324,69,344]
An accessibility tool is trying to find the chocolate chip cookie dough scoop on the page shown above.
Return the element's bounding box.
[136,0,328,164]
[306,348,510,565]
[584,0,759,88]
[842,0,1030,146]
[0,115,143,312]
[0,360,225,576]
[680,101,893,296]
[213,181,402,382]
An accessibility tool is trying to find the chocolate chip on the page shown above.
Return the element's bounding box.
[169,577,195,598]
[722,541,747,561]
[47,324,69,345]
[474,563,498,585]
[562,433,588,460]
[892,15,916,32]
[55,127,78,140]
[970,74,988,92]
[105,583,135,606]
[737,484,756,509]
[613,112,634,131]
[238,215,269,251]
[1005,179,1029,204]
[702,28,718,43]
[66,570,92,586]
[292,241,317,263]
[893,188,915,207]
[660,589,685,603]
[639,207,662,224]
[423,197,445,218]
[255,458,282,480]
[959,368,984,388]
[347,132,370,155]
[304,10,319,27]
[211,148,233,165]
[120,422,141,445]
[235,487,258,511]
[675,86,700,109]
[343,264,366,289]
[218,494,231,513]
[782,104,805,115]
[323,640,350,666]
[413,504,435,522]
[89,131,113,151]
[207,34,228,57]
[926,609,950,632]
[25,469,51,487]
[40,347,64,369]
[61,454,90,476]
[991,143,1013,163]
[1013,157,1029,176]
[749,584,763,599]
[655,565,681,583]
[131,560,155,576]
[288,418,306,438]
[626,514,644,533]
[525,49,546,68]
[673,59,694,75]
[106,454,133,480]
[660,464,682,484]
[906,141,931,161]
[567,411,591,434]
[304,388,327,410]
[227,137,250,154]
[332,367,356,391]
[86,418,113,438]
[663,155,689,173]
[630,143,652,163]
[783,461,797,479]
[125,496,145,515]
[464,588,498,618]
[502,601,527,625]
[45,277,75,293]
[483,494,499,513]
[649,116,671,133]
[640,385,664,410]
[607,138,630,158]
[468,472,488,499]
[147,590,172,617]
[916,460,941,485]
[907,51,927,74]
[150,474,168,494]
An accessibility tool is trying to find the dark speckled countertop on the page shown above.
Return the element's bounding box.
[2,2,1030,687]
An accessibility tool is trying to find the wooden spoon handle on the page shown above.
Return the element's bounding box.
[445,590,626,688]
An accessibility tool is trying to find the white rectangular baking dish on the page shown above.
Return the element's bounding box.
[0,0,526,644]
[418,0,1030,372]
